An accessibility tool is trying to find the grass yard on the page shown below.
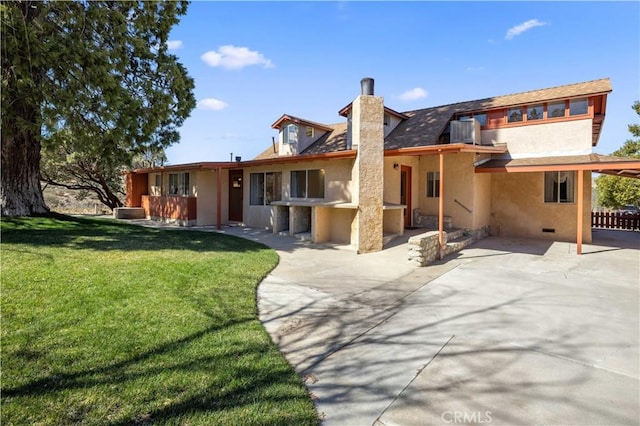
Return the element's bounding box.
[1,214,318,425]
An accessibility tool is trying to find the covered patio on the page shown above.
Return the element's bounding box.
[476,153,640,254]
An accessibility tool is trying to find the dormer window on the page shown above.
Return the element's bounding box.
[383,113,390,126]
[283,124,298,144]
[305,126,314,138]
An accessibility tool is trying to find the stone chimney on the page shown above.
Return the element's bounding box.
[351,78,384,253]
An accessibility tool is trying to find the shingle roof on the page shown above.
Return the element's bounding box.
[385,78,612,149]
[258,78,612,157]
[300,122,348,155]
[254,141,279,160]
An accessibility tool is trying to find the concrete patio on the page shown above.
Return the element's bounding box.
[249,228,639,425]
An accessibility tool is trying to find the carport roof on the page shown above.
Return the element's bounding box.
[475,154,640,178]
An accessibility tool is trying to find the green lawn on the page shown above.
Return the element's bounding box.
[1,214,317,425]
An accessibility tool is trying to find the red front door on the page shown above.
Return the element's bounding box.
[400,165,412,228]
[229,170,243,222]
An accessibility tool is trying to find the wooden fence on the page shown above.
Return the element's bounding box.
[591,212,640,230]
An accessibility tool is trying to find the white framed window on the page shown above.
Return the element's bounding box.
[544,171,575,203]
[283,124,298,144]
[305,126,314,138]
[250,172,282,205]
[427,172,440,198]
[168,172,190,196]
[291,169,325,199]
[152,174,162,196]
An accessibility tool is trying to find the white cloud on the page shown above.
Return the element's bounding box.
[201,45,274,70]
[505,19,548,40]
[166,40,183,50]
[397,87,428,102]
[197,98,228,111]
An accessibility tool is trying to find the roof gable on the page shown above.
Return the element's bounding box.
[271,114,334,132]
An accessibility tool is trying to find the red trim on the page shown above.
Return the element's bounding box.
[216,166,222,230]
[385,143,507,157]
[475,160,640,174]
[238,150,357,167]
[400,165,412,228]
[271,114,334,131]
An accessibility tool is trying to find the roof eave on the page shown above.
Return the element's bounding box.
[385,143,508,157]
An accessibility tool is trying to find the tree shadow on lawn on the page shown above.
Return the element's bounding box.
[2,316,316,425]
[1,213,269,254]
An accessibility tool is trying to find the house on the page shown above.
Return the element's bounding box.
[125,77,640,257]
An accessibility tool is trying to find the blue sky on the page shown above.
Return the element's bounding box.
[164,1,640,164]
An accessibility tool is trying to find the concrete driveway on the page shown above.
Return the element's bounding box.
[243,228,639,426]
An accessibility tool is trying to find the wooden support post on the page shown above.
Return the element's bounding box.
[216,166,222,230]
[439,152,445,260]
[576,169,584,255]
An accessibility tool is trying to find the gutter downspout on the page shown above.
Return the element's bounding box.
[216,166,222,230]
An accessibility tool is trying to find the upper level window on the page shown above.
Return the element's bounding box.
[306,126,314,138]
[544,171,575,203]
[569,98,588,116]
[250,172,282,205]
[168,172,189,196]
[291,169,325,198]
[474,113,487,126]
[284,124,298,144]
[507,108,523,123]
[527,105,543,121]
[548,101,566,118]
[383,113,390,126]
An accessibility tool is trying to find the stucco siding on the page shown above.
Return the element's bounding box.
[383,156,420,205]
[383,114,403,138]
[473,172,492,230]
[482,119,593,158]
[245,206,273,229]
[490,171,592,242]
[278,124,330,156]
[195,170,217,226]
[241,158,354,230]
[418,153,477,230]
